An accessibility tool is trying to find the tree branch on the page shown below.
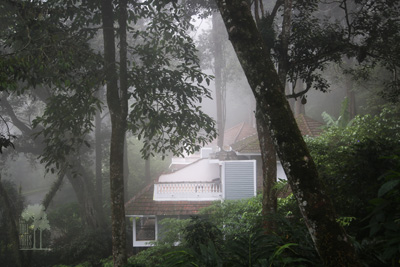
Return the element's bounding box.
[42,165,67,210]
[1,94,34,136]
[285,85,311,99]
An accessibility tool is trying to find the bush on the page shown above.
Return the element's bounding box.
[200,195,263,239]
[159,195,321,267]
[359,155,400,265]
[306,108,400,237]
[31,203,111,267]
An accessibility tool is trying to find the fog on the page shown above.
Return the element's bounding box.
[0,14,357,210]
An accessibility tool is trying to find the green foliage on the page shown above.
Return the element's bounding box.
[163,241,223,267]
[32,89,101,171]
[128,218,190,266]
[200,195,263,238]
[156,217,190,246]
[349,0,400,103]
[47,203,84,235]
[3,0,216,172]
[156,195,320,267]
[306,108,400,265]
[362,155,400,264]
[33,202,111,267]
[183,216,223,253]
[224,229,273,267]
[127,3,217,159]
[128,244,175,267]
[321,97,353,129]
[336,216,356,227]
[306,108,400,222]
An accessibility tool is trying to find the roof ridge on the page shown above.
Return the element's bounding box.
[233,121,246,143]
[162,158,207,176]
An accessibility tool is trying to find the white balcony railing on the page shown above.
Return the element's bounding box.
[154,182,223,201]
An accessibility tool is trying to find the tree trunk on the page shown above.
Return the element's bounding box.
[215,1,361,266]
[123,134,129,202]
[42,166,66,210]
[277,0,292,85]
[212,12,226,149]
[66,163,104,229]
[343,57,356,119]
[101,0,128,265]
[95,88,104,218]
[0,176,22,267]
[256,104,277,233]
[255,0,293,230]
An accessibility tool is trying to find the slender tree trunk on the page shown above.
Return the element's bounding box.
[277,0,292,84]
[215,1,361,265]
[256,105,277,233]
[95,88,104,217]
[101,0,128,264]
[213,12,225,149]
[255,0,293,230]
[42,166,66,210]
[66,166,104,229]
[124,134,129,202]
[343,57,356,119]
[347,86,356,119]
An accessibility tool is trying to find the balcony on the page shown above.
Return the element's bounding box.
[154,182,223,201]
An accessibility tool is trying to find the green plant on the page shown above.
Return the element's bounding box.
[156,217,190,246]
[200,195,263,239]
[224,229,273,266]
[362,155,400,265]
[128,244,173,267]
[183,216,223,253]
[321,97,354,129]
[163,241,223,267]
[306,108,400,234]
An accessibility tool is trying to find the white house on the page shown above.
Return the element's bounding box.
[125,116,323,248]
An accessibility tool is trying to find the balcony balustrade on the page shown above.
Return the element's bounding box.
[154,182,223,201]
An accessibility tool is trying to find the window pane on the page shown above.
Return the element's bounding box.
[136,217,155,241]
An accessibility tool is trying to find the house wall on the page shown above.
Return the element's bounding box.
[159,159,220,183]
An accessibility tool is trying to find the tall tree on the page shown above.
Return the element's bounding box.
[101,0,128,264]
[3,1,216,265]
[99,1,216,264]
[215,1,361,265]
[212,12,226,148]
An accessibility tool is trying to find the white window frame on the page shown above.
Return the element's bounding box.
[127,215,157,247]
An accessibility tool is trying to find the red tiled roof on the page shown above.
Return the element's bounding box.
[208,122,257,150]
[231,115,324,154]
[230,134,260,154]
[125,184,214,216]
[295,114,323,137]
